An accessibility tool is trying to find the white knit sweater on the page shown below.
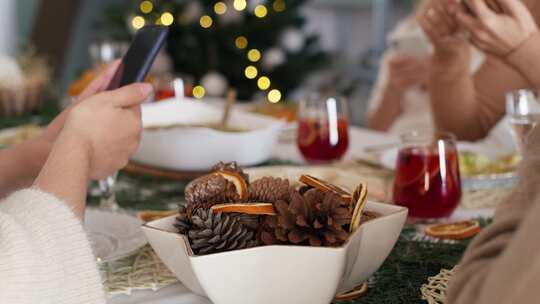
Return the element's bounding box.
[0,189,105,304]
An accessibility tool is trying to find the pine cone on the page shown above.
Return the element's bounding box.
[185,174,239,206]
[212,161,249,183]
[249,177,291,203]
[174,205,191,235]
[261,188,351,247]
[188,209,258,255]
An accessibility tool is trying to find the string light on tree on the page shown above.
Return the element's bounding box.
[233,0,248,11]
[192,85,206,99]
[273,0,286,12]
[257,76,271,90]
[131,16,145,30]
[140,1,153,14]
[115,0,328,99]
[235,36,248,49]
[244,66,258,79]
[160,12,174,26]
[247,49,261,62]
[254,5,268,18]
[267,89,282,103]
[214,2,227,15]
[200,15,213,28]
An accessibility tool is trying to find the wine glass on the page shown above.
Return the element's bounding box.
[506,89,540,153]
[393,131,462,219]
[297,95,350,163]
[98,172,120,211]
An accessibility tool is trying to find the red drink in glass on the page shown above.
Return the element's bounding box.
[297,95,350,163]
[297,118,349,162]
[393,132,462,219]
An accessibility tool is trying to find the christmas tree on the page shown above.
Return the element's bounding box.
[100,0,328,101]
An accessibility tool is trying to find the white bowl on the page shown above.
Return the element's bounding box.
[142,201,407,304]
[131,99,285,171]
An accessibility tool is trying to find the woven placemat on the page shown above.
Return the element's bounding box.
[421,268,454,304]
[101,245,178,297]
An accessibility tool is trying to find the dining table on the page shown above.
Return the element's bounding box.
[105,126,503,304]
[0,107,511,304]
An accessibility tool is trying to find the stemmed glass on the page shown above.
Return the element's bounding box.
[98,172,120,211]
[506,89,540,153]
[296,95,350,163]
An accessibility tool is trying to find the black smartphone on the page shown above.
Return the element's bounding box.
[107,25,168,90]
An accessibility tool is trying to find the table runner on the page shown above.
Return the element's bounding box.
[96,165,498,303]
[1,110,509,303]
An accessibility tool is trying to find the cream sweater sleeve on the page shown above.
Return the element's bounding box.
[0,189,105,304]
[447,127,540,303]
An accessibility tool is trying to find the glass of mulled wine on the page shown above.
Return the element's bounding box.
[393,131,462,219]
[297,95,350,163]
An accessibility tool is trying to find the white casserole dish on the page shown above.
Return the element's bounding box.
[132,99,285,171]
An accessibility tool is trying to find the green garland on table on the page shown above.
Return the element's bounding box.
[346,219,492,304]
[87,159,299,210]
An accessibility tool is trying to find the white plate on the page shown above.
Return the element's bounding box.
[85,209,147,263]
[379,142,505,170]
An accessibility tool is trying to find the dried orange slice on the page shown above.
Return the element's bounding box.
[137,210,178,222]
[425,221,480,240]
[350,183,368,233]
[211,203,277,216]
[216,171,249,200]
[334,282,368,302]
[299,175,352,203]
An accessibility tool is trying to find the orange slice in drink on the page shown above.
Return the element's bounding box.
[298,120,318,147]
[215,171,249,200]
[299,175,352,203]
[425,220,480,240]
[211,203,276,215]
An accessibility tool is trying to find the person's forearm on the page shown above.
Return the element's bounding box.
[0,138,51,198]
[429,50,488,140]
[367,86,403,132]
[34,133,91,220]
[506,32,540,89]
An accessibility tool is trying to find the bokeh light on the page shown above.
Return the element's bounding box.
[214,2,227,15]
[254,5,268,18]
[160,12,174,26]
[132,16,146,29]
[193,86,206,99]
[268,89,282,103]
[235,36,248,49]
[140,1,153,14]
[200,15,213,28]
[273,0,286,12]
[247,49,261,62]
[233,0,247,11]
[244,66,258,79]
[257,76,271,90]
